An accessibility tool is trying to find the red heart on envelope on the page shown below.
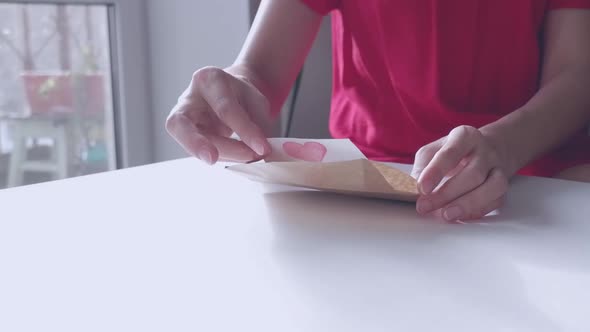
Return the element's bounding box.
[283,141,327,162]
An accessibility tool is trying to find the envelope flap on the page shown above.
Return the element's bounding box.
[227,159,418,202]
[369,161,419,195]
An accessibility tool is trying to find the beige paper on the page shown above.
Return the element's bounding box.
[227,159,419,202]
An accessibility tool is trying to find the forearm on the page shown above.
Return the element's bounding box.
[481,66,590,175]
[228,0,322,117]
[225,63,280,113]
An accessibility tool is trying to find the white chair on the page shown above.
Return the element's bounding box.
[6,114,73,188]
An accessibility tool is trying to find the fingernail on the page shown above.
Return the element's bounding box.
[199,151,213,164]
[417,199,433,214]
[443,206,463,221]
[252,139,267,156]
[420,179,435,194]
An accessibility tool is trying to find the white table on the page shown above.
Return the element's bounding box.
[1,158,589,332]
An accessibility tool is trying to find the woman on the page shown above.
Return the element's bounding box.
[166,0,590,221]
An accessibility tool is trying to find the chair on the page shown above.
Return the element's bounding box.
[6,113,74,187]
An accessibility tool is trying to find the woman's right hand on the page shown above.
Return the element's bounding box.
[166,66,272,165]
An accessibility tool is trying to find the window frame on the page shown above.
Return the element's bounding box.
[0,0,153,168]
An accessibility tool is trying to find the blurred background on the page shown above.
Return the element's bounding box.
[0,0,333,190]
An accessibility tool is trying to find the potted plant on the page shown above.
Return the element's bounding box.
[1,5,106,115]
[0,4,110,174]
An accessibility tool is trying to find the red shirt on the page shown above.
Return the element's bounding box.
[299,0,590,176]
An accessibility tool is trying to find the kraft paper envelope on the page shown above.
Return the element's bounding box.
[227,138,419,202]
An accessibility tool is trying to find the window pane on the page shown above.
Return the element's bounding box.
[0,3,116,189]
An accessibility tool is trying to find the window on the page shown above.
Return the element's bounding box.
[0,0,152,189]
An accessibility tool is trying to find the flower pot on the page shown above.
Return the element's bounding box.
[22,72,73,114]
[22,72,106,115]
[73,73,106,115]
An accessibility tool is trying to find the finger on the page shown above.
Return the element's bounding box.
[181,103,234,138]
[418,126,480,194]
[166,113,218,164]
[192,67,270,156]
[417,156,491,213]
[463,195,506,221]
[427,196,504,224]
[440,168,509,222]
[447,196,506,223]
[411,141,441,179]
[239,78,273,136]
[208,136,260,162]
[447,157,469,178]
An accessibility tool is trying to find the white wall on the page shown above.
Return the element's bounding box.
[146,0,250,162]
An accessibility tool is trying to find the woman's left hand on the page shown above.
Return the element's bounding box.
[411,125,511,222]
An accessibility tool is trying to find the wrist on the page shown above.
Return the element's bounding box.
[225,64,259,85]
[479,125,521,177]
[225,63,281,116]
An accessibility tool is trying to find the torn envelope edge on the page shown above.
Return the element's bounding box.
[227,159,419,203]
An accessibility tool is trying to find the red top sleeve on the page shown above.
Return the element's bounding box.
[548,0,590,10]
[298,0,341,15]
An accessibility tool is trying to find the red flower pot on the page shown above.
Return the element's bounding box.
[22,72,106,115]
